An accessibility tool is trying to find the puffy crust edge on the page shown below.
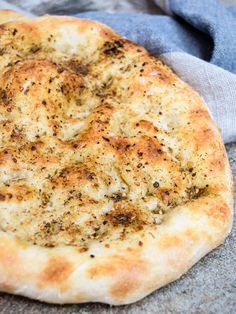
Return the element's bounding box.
[0,188,233,305]
[0,10,26,24]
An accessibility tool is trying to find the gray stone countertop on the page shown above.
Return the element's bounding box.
[0,144,235,313]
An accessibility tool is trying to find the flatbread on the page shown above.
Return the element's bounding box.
[0,11,233,305]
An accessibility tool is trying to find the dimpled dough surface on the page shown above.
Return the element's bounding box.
[0,11,233,306]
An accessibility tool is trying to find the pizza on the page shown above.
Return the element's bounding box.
[0,10,233,305]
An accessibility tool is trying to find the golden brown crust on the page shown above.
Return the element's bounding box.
[0,11,233,305]
[0,10,25,24]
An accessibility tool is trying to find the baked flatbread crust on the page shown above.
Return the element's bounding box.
[0,9,25,24]
[0,11,233,305]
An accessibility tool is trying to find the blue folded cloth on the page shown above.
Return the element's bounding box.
[0,0,235,143]
[78,0,236,74]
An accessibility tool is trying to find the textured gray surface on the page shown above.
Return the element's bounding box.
[0,143,235,313]
[3,0,236,16]
[2,0,163,15]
